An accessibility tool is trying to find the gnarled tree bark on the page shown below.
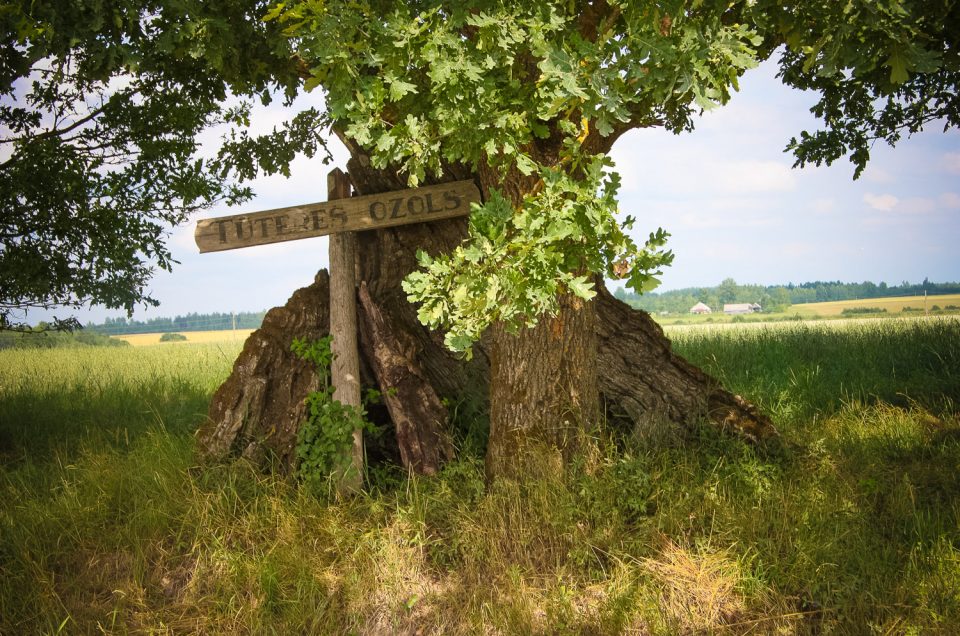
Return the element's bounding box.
[197,152,776,477]
[358,282,454,474]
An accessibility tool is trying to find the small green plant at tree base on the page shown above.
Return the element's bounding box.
[291,336,378,494]
[159,332,187,342]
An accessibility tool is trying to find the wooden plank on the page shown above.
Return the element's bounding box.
[327,168,363,495]
[195,179,480,253]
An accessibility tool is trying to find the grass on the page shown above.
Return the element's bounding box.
[1,320,959,633]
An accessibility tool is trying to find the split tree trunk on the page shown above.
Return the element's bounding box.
[197,154,776,477]
[358,282,454,474]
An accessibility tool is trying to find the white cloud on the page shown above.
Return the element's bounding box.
[940,192,960,209]
[812,198,836,214]
[897,197,936,215]
[863,192,899,211]
[862,166,895,183]
[711,160,797,194]
[678,211,777,229]
[943,152,960,175]
[781,242,816,258]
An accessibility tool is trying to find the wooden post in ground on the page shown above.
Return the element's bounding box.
[327,168,363,494]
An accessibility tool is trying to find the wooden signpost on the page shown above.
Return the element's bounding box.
[196,171,481,493]
[326,169,362,493]
[194,179,480,253]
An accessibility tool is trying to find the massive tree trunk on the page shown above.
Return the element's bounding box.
[197,152,777,478]
[486,291,599,479]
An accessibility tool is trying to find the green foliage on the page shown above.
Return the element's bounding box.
[271,0,761,349]
[272,1,762,179]
[290,336,375,493]
[159,332,187,342]
[403,158,672,353]
[758,1,960,177]
[5,0,956,349]
[264,0,958,349]
[0,0,330,329]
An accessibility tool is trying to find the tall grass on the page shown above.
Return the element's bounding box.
[1,320,958,634]
[668,318,960,430]
[0,343,241,461]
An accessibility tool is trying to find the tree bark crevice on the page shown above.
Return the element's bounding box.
[358,282,454,474]
[197,270,331,469]
[595,284,777,444]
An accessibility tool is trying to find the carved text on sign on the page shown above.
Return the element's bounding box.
[195,180,481,253]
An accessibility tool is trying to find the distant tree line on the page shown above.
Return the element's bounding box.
[615,278,960,314]
[87,311,266,335]
[82,278,960,332]
[0,327,129,350]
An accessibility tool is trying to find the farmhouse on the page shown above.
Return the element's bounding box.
[723,303,762,315]
[689,302,712,314]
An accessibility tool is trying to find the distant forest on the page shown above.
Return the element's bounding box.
[87,311,267,335]
[615,278,960,314]
[81,279,960,334]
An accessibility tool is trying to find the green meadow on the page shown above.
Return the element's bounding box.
[1,319,959,634]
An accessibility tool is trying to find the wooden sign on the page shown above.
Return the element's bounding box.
[195,179,481,253]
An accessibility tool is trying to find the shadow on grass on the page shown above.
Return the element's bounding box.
[0,378,211,466]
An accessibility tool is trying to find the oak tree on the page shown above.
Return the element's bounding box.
[265,0,958,477]
[5,1,956,480]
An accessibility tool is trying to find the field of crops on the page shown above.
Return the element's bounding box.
[791,293,960,317]
[1,318,959,633]
[113,329,255,346]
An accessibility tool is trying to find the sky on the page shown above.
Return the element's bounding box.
[29,59,960,325]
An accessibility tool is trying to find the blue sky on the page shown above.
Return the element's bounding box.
[36,59,960,324]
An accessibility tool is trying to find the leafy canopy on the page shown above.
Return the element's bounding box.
[3,0,955,339]
[764,1,960,177]
[271,0,958,352]
[0,0,330,330]
[272,0,765,351]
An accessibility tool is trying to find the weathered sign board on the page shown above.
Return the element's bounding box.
[194,179,481,253]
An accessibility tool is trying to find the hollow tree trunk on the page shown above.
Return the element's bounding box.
[197,153,776,476]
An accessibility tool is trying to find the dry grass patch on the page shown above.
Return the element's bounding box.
[642,539,747,632]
